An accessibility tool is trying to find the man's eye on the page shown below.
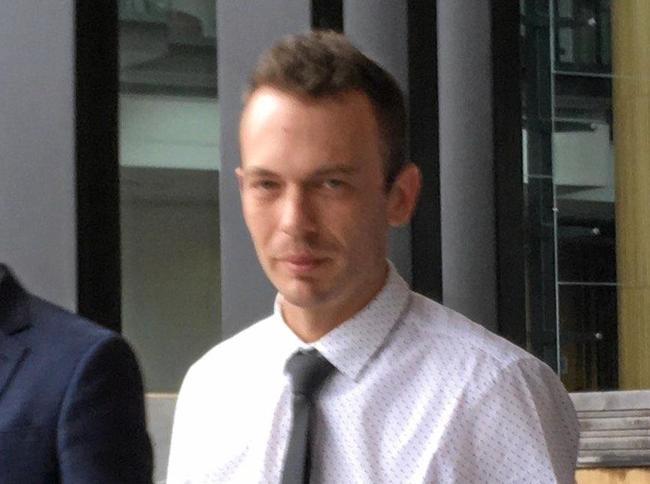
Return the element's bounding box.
[252,180,279,190]
[323,179,345,190]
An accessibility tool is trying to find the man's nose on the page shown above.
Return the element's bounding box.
[279,186,316,237]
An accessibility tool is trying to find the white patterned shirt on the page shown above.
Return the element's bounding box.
[167,265,579,483]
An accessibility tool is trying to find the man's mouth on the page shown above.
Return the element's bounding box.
[279,255,327,274]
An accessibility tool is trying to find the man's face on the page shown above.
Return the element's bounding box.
[237,87,412,318]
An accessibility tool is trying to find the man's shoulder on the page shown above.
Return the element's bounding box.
[10,295,136,395]
[1,293,141,427]
[0,288,151,484]
[26,295,118,351]
[396,293,569,417]
[405,292,545,374]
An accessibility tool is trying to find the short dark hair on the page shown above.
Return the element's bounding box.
[245,30,407,187]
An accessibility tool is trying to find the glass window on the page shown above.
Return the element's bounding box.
[118,0,220,393]
[521,0,650,391]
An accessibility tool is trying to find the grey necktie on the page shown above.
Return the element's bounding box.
[281,349,335,484]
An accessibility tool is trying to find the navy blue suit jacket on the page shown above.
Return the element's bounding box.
[0,266,153,483]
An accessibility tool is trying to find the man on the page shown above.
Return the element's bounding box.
[0,264,152,483]
[168,31,579,483]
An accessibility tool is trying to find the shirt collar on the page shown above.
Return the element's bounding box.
[272,262,411,382]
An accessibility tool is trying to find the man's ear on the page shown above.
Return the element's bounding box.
[387,162,421,227]
[235,167,244,191]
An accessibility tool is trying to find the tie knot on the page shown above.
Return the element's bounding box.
[285,349,335,398]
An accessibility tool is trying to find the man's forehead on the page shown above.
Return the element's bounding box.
[238,85,385,178]
[241,87,286,115]
[240,163,359,177]
[242,86,371,116]
[240,87,380,146]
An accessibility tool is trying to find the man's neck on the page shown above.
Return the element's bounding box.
[280,265,389,343]
[280,307,338,343]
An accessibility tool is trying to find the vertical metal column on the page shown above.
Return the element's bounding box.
[522,0,558,370]
[437,0,497,329]
[492,0,527,348]
[76,1,120,330]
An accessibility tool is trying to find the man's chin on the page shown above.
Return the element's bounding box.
[275,280,333,310]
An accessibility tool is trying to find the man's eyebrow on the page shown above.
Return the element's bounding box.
[312,165,358,177]
[241,165,358,177]
[242,167,279,177]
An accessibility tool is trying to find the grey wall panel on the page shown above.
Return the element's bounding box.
[437,0,497,330]
[344,1,408,88]
[217,1,311,339]
[344,0,412,284]
[0,1,76,310]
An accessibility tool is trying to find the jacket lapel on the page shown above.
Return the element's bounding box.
[0,331,28,397]
[0,265,31,396]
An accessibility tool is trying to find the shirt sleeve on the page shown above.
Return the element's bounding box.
[56,335,153,484]
[430,358,579,484]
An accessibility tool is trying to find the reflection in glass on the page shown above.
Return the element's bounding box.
[118,0,220,394]
[559,284,617,390]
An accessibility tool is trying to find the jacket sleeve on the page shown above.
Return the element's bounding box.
[56,334,153,484]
